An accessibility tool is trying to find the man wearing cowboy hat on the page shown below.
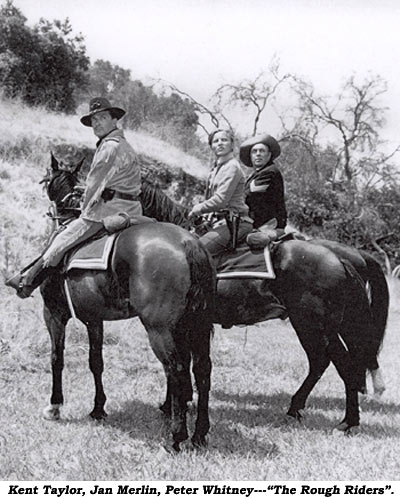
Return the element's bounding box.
[240,133,287,246]
[6,97,142,298]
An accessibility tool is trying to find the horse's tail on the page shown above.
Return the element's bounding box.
[359,250,389,362]
[176,238,214,432]
[339,258,378,393]
[182,238,216,322]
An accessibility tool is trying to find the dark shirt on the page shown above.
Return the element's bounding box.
[244,164,287,229]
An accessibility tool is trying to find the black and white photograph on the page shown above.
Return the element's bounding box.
[0,0,399,484]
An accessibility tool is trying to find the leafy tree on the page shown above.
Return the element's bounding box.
[0,1,37,99]
[85,59,131,97]
[0,0,89,112]
[117,80,157,130]
[83,62,206,154]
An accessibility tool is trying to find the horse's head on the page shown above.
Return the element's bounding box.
[40,153,85,220]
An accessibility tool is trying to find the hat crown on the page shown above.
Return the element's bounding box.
[80,97,125,127]
[89,97,112,113]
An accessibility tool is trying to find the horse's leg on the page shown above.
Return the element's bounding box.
[326,336,360,433]
[87,320,107,419]
[159,379,172,417]
[190,324,212,448]
[146,325,191,452]
[42,305,68,421]
[285,311,331,420]
[160,361,193,418]
[287,333,330,420]
[370,367,385,396]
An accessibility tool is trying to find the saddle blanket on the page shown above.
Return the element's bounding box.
[66,233,119,271]
[64,232,275,278]
[217,245,275,279]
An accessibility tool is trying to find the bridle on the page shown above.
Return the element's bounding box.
[40,170,83,228]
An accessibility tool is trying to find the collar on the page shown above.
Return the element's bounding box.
[96,128,123,147]
[254,161,274,173]
[214,151,234,168]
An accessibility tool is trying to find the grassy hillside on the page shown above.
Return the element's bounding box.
[0,97,208,272]
[0,98,399,481]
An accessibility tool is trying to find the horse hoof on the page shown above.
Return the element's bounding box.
[374,386,386,398]
[42,404,61,421]
[191,434,208,449]
[163,442,181,454]
[286,410,303,422]
[371,369,385,397]
[159,403,171,418]
[333,422,360,435]
[90,409,108,420]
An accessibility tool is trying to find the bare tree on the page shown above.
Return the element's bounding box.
[292,73,399,192]
[154,78,233,136]
[214,56,291,136]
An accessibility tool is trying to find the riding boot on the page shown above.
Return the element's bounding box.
[5,257,52,299]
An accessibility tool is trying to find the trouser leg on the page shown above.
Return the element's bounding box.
[42,218,103,267]
[6,218,103,298]
[199,221,252,257]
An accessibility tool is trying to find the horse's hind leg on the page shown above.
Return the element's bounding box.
[190,323,212,448]
[160,381,172,417]
[87,320,107,419]
[42,305,68,421]
[146,325,191,452]
[160,364,193,418]
[288,338,330,420]
[326,336,360,432]
[286,316,330,420]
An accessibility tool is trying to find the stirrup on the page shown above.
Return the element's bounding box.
[5,272,33,298]
[5,272,24,291]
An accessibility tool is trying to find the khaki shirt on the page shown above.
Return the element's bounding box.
[81,129,142,222]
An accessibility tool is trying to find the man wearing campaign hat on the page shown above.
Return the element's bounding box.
[240,133,287,246]
[6,97,142,298]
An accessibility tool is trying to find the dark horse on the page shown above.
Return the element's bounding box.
[28,157,216,452]
[140,179,389,431]
[44,160,388,434]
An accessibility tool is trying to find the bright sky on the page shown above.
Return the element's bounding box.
[11,0,400,147]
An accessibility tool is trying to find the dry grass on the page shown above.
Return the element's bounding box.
[0,98,399,481]
[0,98,208,178]
[0,291,399,481]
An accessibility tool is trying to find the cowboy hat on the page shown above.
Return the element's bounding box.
[239,133,281,167]
[80,97,126,127]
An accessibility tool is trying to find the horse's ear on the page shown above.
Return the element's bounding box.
[72,157,85,176]
[51,153,59,171]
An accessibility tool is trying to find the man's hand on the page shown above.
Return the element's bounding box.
[188,204,203,219]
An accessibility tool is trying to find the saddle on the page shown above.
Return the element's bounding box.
[65,231,119,272]
[215,231,296,280]
[64,214,156,273]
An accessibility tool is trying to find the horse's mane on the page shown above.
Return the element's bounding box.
[44,167,191,228]
[141,180,190,228]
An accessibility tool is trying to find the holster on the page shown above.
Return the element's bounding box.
[224,211,241,251]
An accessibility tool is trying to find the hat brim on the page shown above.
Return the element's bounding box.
[80,107,126,127]
[239,134,281,167]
